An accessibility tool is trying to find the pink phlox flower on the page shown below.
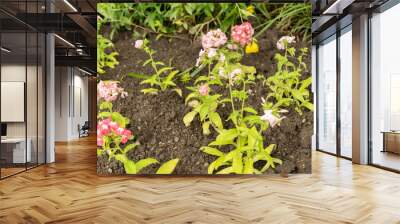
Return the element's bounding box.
[201,29,227,49]
[97,81,128,102]
[231,22,254,46]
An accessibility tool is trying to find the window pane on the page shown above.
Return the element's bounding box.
[318,36,337,154]
[340,27,352,158]
[371,4,400,171]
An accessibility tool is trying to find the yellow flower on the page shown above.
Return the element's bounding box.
[246,5,255,14]
[245,41,259,54]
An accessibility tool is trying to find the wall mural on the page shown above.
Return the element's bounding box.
[97,3,313,175]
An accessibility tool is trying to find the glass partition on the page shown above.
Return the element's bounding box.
[1,31,28,177]
[339,26,352,158]
[317,35,337,154]
[370,3,400,171]
[0,1,46,179]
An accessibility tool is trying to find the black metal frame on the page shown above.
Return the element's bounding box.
[0,0,48,180]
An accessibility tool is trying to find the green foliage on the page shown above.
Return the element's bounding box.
[264,44,313,115]
[98,3,311,42]
[98,3,253,39]
[97,34,119,74]
[254,4,312,41]
[98,3,136,40]
[183,45,282,174]
[128,39,183,96]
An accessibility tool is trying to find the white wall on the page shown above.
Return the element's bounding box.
[54,67,89,141]
[55,66,69,141]
[1,63,46,164]
[1,65,27,138]
[72,73,89,138]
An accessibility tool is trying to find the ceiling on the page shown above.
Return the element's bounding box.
[0,0,97,74]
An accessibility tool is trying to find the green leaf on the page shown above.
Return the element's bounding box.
[98,111,112,119]
[127,72,150,80]
[209,112,223,130]
[123,143,137,153]
[302,101,314,111]
[183,111,197,127]
[156,158,179,174]
[173,88,182,97]
[185,92,198,104]
[200,146,224,157]
[232,151,243,174]
[143,58,152,66]
[141,88,159,95]
[136,158,159,173]
[216,166,234,174]
[202,121,211,135]
[199,103,209,121]
[300,77,312,90]
[209,139,234,146]
[243,157,254,174]
[213,155,228,172]
[99,101,113,111]
[194,76,210,84]
[243,107,258,114]
[141,77,160,86]
[156,66,173,75]
[123,160,137,174]
[164,80,176,86]
[216,129,238,142]
[115,154,136,174]
[114,154,126,162]
[248,126,262,148]
[273,158,283,165]
[111,112,129,127]
[165,70,179,82]
[265,144,276,154]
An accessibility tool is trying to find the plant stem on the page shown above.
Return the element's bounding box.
[208,63,211,78]
[240,81,246,118]
[146,50,162,84]
[149,54,158,73]
[236,4,244,23]
[228,82,236,114]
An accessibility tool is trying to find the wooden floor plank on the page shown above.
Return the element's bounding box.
[0,135,399,223]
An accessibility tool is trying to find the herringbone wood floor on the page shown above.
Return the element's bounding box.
[0,136,400,224]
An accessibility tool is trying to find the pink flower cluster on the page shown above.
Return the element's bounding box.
[97,81,128,102]
[201,29,227,49]
[231,22,254,46]
[97,118,133,146]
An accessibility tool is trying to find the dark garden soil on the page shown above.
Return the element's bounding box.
[97,29,313,175]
